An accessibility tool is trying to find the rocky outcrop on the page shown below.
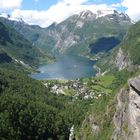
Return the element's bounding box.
[128,76,140,140]
[115,48,132,71]
[112,75,140,140]
[48,27,79,54]
[77,114,100,140]
[112,88,129,140]
[129,76,140,94]
[87,114,100,134]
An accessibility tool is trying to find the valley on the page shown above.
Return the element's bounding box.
[0,6,140,140]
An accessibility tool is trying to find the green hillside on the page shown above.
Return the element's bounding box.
[1,18,55,56]
[0,68,71,140]
[97,20,140,73]
[121,21,140,65]
[0,18,52,71]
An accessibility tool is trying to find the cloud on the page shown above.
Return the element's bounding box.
[111,3,122,8]
[11,9,51,27]
[62,0,88,5]
[1,0,140,27]
[0,0,22,9]
[11,0,115,27]
[122,0,140,21]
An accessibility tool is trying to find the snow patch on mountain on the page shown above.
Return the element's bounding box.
[0,13,23,22]
[77,10,130,20]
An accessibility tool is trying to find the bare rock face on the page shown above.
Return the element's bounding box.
[112,89,129,140]
[115,48,131,71]
[47,25,80,54]
[129,76,140,93]
[128,77,140,140]
[88,114,100,134]
[77,114,100,140]
[112,75,140,140]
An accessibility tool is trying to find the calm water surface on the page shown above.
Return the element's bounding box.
[31,55,96,80]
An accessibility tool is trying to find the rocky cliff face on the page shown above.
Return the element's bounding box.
[112,75,140,140]
[115,48,132,71]
[98,20,140,73]
[45,10,131,55]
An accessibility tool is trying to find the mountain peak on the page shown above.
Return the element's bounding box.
[0,13,24,23]
[78,9,116,19]
[96,10,115,17]
[78,10,130,20]
[76,9,130,22]
[79,10,94,16]
[78,10,96,19]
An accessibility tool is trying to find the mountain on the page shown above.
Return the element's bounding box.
[71,21,140,140]
[97,20,140,73]
[112,76,140,140]
[2,10,132,57]
[1,10,140,140]
[0,16,54,57]
[0,17,52,72]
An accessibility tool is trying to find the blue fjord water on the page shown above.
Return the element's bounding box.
[31,55,96,80]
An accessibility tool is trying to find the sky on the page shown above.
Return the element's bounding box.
[0,0,140,27]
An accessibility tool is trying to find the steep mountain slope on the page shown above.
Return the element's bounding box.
[112,76,140,140]
[73,70,140,140]
[2,10,132,57]
[97,20,140,72]
[50,10,131,56]
[0,68,73,139]
[0,18,51,71]
[1,17,55,57]
[74,20,140,140]
[119,21,140,65]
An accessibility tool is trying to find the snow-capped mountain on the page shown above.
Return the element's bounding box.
[76,10,131,22]
[1,10,132,56]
